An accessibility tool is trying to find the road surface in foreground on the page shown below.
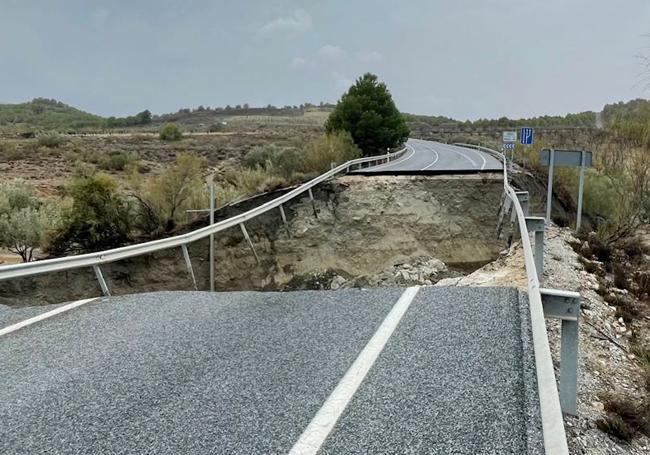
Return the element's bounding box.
[0,287,543,454]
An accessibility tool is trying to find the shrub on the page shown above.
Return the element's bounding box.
[602,396,650,438]
[0,141,22,162]
[159,123,183,141]
[596,415,636,442]
[301,131,361,174]
[47,173,132,254]
[221,165,288,196]
[131,153,206,233]
[98,152,134,171]
[37,134,64,148]
[0,181,60,262]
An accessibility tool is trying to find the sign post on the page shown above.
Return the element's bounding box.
[545,149,555,223]
[207,175,216,292]
[502,131,517,172]
[540,149,593,230]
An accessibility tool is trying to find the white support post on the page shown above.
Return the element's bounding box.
[92,265,110,296]
[540,288,580,416]
[308,188,318,219]
[526,217,545,283]
[576,151,586,232]
[208,179,215,292]
[279,204,291,238]
[239,222,260,264]
[546,149,555,223]
[181,244,198,291]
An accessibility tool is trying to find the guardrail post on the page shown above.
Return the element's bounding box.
[308,188,318,218]
[92,265,110,296]
[496,196,512,238]
[239,222,260,264]
[526,217,545,282]
[515,191,530,216]
[279,204,291,238]
[541,288,580,416]
[181,244,198,291]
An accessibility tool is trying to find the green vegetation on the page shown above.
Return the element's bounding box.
[106,110,152,128]
[47,174,133,254]
[0,98,104,131]
[597,394,650,442]
[130,154,206,233]
[0,181,61,262]
[159,123,183,141]
[326,73,409,156]
[243,131,360,178]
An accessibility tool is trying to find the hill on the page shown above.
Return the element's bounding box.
[0,98,105,132]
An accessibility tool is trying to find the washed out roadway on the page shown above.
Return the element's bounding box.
[0,287,543,454]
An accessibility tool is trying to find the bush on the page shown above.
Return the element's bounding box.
[98,152,134,171]
[600,396,650,439]
[221,165,288,197]
[159,123,183,141]
[301,131,361,174]
[596,415,636,442]
[47,173,132,254]
[326,73,410,156]
[131,154,206,233]
[37,134,64,148]
[0,180,60,262]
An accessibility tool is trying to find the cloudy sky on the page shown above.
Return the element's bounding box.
[1,0,650,119]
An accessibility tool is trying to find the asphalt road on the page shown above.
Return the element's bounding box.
[354,139,503,174]
[0,288,543,454]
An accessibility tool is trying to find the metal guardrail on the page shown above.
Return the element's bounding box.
[456,143,575,455]
[0,147,407,283]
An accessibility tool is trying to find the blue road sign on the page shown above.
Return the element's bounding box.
[502,142,515,150]
[520,127,534,145]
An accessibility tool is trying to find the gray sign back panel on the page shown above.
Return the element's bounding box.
[540,149,593,167]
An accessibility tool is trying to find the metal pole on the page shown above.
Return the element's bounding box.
[308,188,318,218]
[93,265,110,296]
[560,318,579,415]
[239,223,260,264]
[181,244,198,290]
[545,149,555,223]
[209,179,215,292]
[576,151,586,232]
[279,204,291,238]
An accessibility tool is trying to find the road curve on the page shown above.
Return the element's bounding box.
[354,138,503,174]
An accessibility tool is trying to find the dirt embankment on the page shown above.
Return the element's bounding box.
[0,174,508,306]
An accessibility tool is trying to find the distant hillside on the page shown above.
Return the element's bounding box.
[0,98,105,131]
[154,103,334,128]
[602,98,650,125]
[405,110,597,130]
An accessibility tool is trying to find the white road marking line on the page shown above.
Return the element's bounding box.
[421,148,440,170]
[441,143,477,167]
[463,146,488,170]
[288,286,421,455]
[0,298,98,337]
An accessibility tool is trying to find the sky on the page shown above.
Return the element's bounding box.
[1,0,650,120]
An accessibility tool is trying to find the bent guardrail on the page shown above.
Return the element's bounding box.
[0,147,407,284]
[456,143,574,455]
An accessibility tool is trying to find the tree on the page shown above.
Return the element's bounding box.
[0,181,58,262]
[325,73,409,156]
[47,174,132,254]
